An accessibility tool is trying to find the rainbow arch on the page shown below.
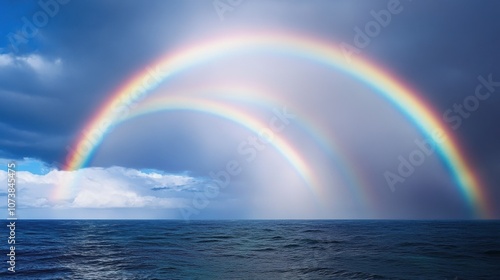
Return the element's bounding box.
[61,31,492,218]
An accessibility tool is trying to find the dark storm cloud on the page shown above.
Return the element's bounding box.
[354,1,500,125]
[0,0,194,164]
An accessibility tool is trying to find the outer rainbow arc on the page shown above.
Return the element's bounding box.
[62,32,492,218]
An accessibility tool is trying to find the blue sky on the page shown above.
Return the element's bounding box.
[0,0,499,219]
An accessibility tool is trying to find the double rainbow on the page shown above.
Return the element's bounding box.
[59,31,492,218]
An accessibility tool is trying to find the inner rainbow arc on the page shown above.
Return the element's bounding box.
[118,96,322,201]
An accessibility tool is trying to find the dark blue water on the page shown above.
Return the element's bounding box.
[1,220,499,279]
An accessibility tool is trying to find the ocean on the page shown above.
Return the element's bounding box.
[2,220,499,279]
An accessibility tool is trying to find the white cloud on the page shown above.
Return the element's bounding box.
[0,165,195,210]
[0,54,14,67]
[0,53,62,76]
[71,187,182,208]
[120,168,194,186]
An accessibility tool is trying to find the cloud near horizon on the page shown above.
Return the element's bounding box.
[0,160,199,211]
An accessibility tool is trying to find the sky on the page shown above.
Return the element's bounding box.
[0,0,499,219]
